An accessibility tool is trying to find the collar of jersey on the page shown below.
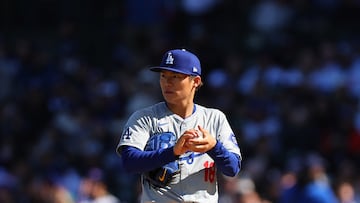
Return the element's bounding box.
[164,103,197,117]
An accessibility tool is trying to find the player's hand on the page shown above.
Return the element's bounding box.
[173,129,197,156]
[186,125,217,153]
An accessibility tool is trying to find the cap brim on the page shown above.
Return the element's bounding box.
[149,66,191,75]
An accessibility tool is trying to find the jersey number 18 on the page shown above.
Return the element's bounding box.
[203,161,215,183]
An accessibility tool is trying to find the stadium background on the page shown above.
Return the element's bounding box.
[1,0,360,202]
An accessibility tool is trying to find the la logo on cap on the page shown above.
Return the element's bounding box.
[165,52,174,65]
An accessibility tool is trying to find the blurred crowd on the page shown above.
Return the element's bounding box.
[1,0,360,202]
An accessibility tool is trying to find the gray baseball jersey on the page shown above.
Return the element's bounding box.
[117,102,241,203]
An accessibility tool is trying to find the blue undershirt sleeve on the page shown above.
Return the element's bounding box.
[120,146,178,174]
[207,142,241,177]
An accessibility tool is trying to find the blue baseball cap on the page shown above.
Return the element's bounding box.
[150,49,201,76]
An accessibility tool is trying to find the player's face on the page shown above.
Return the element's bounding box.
[159,70,199,105]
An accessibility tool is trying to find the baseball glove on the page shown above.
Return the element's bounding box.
[147,160,180,187]
[144,132,180,187]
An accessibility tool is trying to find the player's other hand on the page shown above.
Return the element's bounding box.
[173,129,198,156]
[186,125,217,153]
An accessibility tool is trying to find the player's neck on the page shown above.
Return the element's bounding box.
[166,101,195,118]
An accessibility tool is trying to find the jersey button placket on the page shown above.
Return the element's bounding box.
[180,121,187,134]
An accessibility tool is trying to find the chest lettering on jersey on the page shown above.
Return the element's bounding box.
[179,152,205,164]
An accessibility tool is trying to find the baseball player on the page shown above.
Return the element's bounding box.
[116,49,242,203]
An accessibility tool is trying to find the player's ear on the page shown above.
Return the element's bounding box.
[192,76,202,88]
